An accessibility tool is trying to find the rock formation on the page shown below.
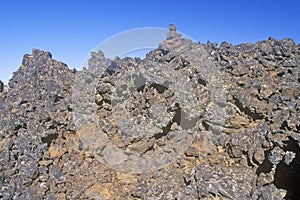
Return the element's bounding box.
[0,80,3,93]
[0,26,299,199]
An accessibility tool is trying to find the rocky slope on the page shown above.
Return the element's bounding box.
[0,26,299,199]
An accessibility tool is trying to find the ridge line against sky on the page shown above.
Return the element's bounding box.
[1,0,299,84]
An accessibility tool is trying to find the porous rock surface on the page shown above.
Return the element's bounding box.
[0,26,299,199]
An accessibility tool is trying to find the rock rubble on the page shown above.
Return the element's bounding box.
[0,25,299,199]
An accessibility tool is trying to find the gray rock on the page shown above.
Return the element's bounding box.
[1,25,300,199]
[195,164,255,199]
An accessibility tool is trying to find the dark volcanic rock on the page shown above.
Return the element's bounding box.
[0,49,75,199]
[0,25,300,199]
[195,164,256,199]
[0,80,3,92]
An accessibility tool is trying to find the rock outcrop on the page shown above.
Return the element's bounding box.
[0,26,299,199]
[0,80,3,93]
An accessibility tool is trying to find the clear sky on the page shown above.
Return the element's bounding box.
[0,0,299,84]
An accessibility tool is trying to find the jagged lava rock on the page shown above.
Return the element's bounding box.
[0,80,3,93]
[0,25,300,199]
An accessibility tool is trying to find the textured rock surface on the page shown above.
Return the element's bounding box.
[0,26,300,199]
[0,80,3,93]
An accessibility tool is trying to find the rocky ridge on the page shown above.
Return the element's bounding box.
[0,26,299,199]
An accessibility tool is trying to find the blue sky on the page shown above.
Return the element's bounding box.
[0,0,299,84]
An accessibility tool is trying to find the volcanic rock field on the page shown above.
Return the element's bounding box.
[0,26,300,199]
